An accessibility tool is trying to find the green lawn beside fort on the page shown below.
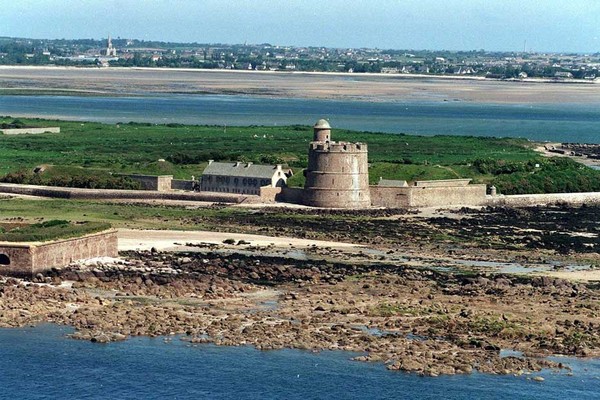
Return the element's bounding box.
[1,116,600,195]
[0,219,111,242]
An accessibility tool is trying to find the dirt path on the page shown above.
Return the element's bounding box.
[117,228,363,251]
[535,145,600,168]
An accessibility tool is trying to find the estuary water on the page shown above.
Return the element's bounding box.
[0,325,599,400]
[1,94,600,143]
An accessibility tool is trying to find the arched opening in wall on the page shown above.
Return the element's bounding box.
[0,254,10,265]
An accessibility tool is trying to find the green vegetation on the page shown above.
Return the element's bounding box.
[369,303,425,317]
[0,198,237,230]
[486,158,600,194]
[0,116,598,195]
[0,219,111,242]
[1,166,143,190]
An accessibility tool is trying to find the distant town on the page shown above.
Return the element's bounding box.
[0,36,599,80]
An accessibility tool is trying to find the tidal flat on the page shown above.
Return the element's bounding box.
[1,66,600,103]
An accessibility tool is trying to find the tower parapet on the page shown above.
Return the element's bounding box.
[303,120,371,208]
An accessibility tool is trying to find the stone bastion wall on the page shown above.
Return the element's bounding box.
[488,192,600,207]
[0,183,246,203]
[370,184,488,208]
[117,174,174,191]
[0,230,118,277]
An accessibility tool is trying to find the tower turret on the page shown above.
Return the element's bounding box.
[313,119,331,142]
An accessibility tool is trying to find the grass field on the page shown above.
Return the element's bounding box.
[0,198,244,231]
[0,219,111,242]
[1,116,599,194]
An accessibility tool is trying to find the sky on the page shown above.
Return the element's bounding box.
[3,0,600,52]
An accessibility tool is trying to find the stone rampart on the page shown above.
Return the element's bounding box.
[370,186,410,208]
[370,184,487,208]
[171,179,195,191]
[407,185,487,208]
[117,174,173,191]
[0,127,60,135]
[413,179,472,187]
[259,186,282,203]
[279,187,305,205]
[0,230,118,277]
[487,192,600,207]
[0,183,247,203]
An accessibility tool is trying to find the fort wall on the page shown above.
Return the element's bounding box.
[258,186,282,203]
[0,183,247,203]
[0,230,118,277]
[413,179,472,187]
[370,187,410,208]
[487,192,600,207]
[171,179,195,191]
[118,174,173,191]
[370,184,487,208]
[406,184,487,208]
[279,187,305,204]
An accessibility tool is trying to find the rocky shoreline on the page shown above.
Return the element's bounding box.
[1,248,598,377]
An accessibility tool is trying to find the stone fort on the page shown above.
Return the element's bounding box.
[99,119,488,209]
[303,119,371,208]
[0,119,488,210]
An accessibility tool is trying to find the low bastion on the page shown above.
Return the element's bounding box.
[0,230,118,277]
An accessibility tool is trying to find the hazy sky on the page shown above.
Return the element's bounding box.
[3,0,600,52]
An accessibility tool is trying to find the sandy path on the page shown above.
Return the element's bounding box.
[542,270,600,282]
[117,228,361,251]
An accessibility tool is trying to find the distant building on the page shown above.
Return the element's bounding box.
[455,67,475,75]
[102,35,117,57]
[200,161,290,195]
[554,71,573,79]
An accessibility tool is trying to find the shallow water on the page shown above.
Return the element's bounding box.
[0,324,598,399]
[2,94,600,143]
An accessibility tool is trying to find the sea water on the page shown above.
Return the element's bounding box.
[1,94,599,143]
[0,325,598,399]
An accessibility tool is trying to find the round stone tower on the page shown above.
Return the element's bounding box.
[303,119,371,208]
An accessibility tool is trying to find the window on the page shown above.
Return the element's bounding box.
[0,254,10,265]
